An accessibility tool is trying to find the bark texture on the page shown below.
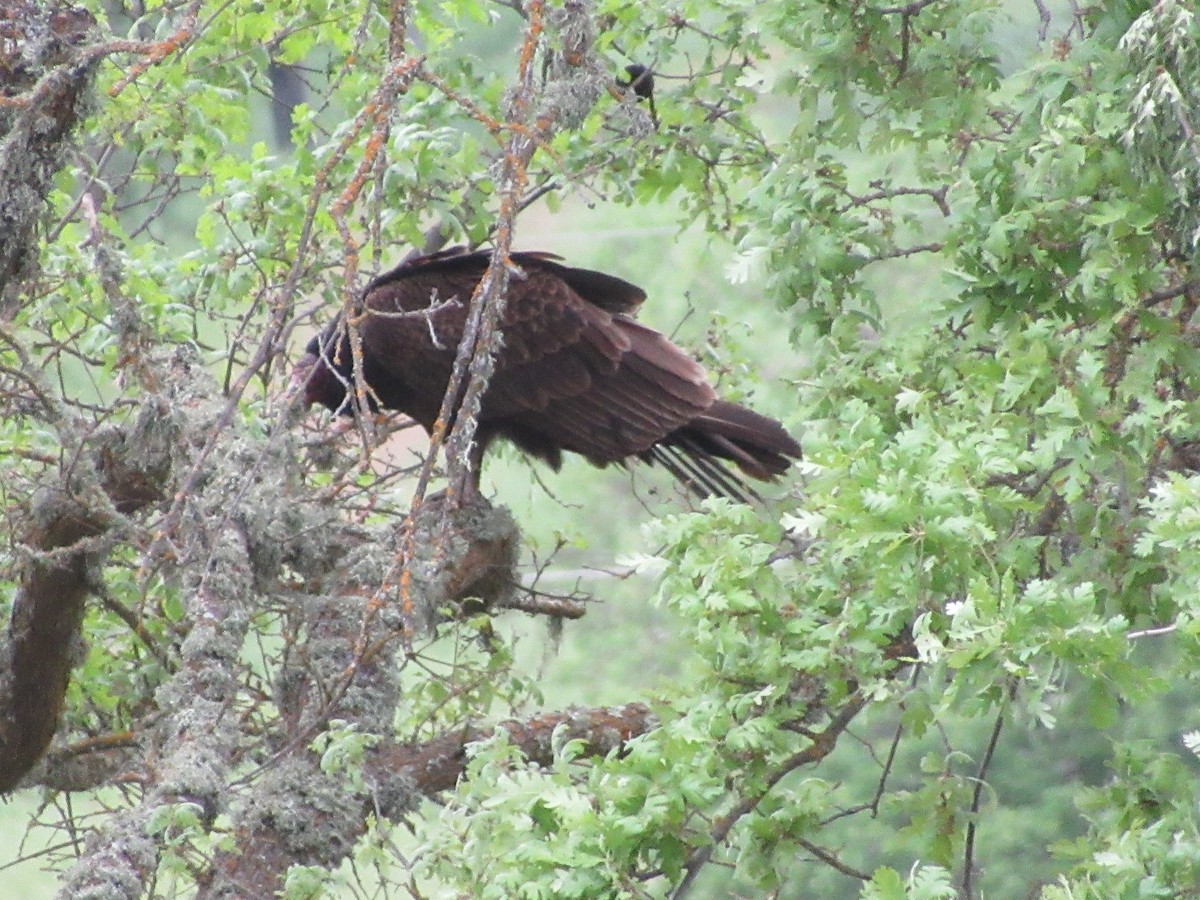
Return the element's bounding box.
[0,0,100,791]
[0,1,97,302]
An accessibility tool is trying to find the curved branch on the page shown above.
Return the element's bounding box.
[671,694,870,898]
[0,491,104,792]
[382,701,655,796]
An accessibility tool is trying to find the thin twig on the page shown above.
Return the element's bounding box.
[1127,624,1176,639]
[870,241,944,261]
[1033,0,1052,41]
[672,694,869,898]
[961,681,1012,899]
[796,836,870,881]
[875,0,940,14]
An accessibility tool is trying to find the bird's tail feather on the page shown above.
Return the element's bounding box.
[651,400,801,502]
[646,442,760,504]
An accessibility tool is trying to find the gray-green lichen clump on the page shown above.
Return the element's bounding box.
[0,3,98,301]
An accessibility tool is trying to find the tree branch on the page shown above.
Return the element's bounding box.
[0,2,97,304]
[379,701,655,796]
[961,680,1012,899]
[203,699,655,897]
[0,490,105,792]
[672,693,870,898]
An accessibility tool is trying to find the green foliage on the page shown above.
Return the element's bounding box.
[1121,0,1200,263]
[6,0,1200,897]
[311,721,380,795]
[397,616,544,739]
[863,866,957,900]
[409,2,1200,897]
[281,864,334,900]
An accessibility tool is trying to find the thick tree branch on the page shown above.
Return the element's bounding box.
[378,701,655,796]
[0,491,104,792]
[204,702,655,898]
[0,323,172,796]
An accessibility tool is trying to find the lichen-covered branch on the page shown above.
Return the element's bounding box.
[417,0,609,504]
[0,2,96,302]
[204,701,656,898]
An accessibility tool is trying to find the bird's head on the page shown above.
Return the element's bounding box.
[289,331,353,414]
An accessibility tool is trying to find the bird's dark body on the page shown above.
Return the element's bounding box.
[298,248,800,499]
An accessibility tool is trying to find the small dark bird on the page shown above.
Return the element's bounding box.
[294,248,800,501]
[619,63,657,126]
[620,64,655,101]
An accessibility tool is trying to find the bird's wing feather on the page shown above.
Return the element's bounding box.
[366,248,645,314]
[306,249,798,496]
[356,258,715,463]
[483,272,714,462]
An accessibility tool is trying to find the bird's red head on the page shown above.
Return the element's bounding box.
[290,332,353,414]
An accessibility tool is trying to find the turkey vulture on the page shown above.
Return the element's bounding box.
[294,247,800,500]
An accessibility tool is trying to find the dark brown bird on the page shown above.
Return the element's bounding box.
[294,247,800,501]
[620,64,655,101]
